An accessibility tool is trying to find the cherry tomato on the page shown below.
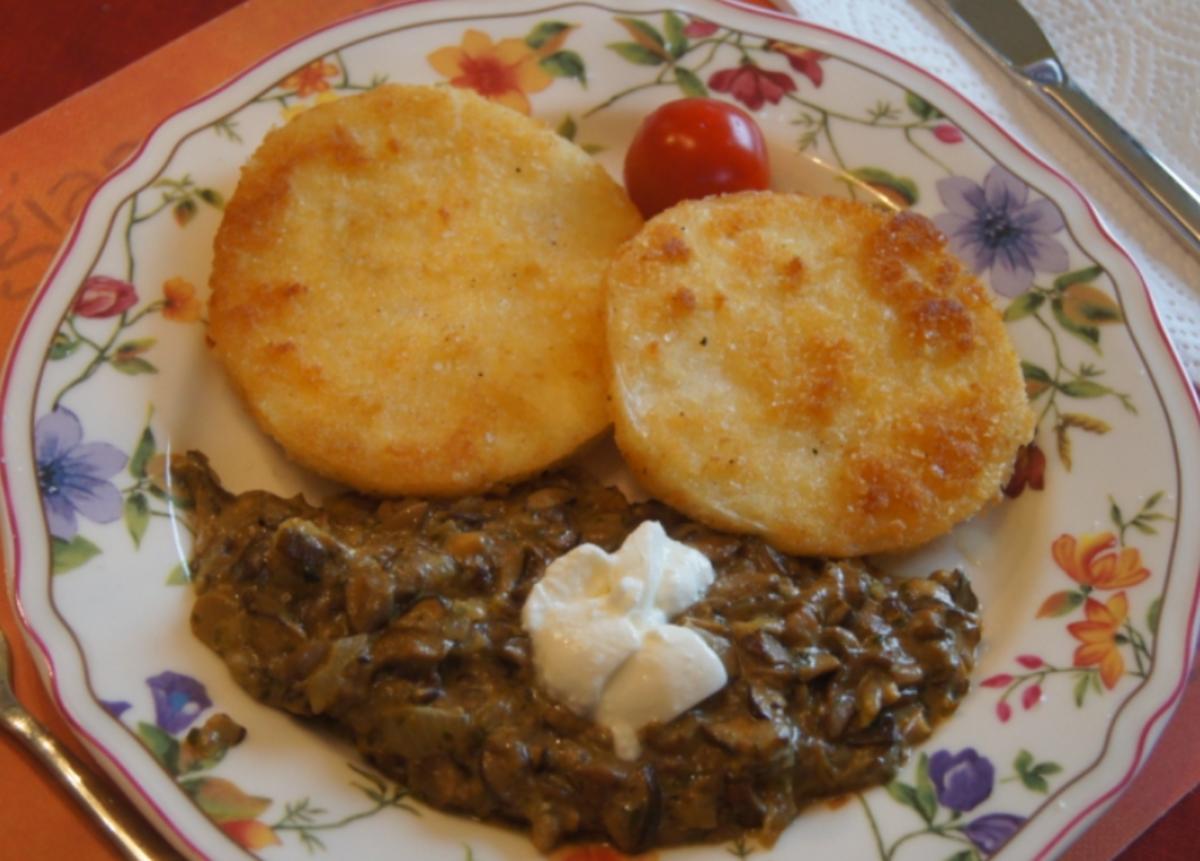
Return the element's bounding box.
[623,98,770,219]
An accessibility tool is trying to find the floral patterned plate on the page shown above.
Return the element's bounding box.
[3,1,1199,859]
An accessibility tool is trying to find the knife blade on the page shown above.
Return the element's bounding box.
[927,0,1200,257]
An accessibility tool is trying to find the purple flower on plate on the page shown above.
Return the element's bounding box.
[101,699,132,719]
[933,165,1069,297]
[929,747,994,812]
[962,812,1026,855]
[147,671,211,733]
[35,407,127,540]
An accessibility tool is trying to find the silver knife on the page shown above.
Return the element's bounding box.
[926,0,1200,257]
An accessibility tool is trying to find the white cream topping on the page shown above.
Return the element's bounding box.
[521,520,728,759]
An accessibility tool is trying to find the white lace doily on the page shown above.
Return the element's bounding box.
[772,0,1200,381]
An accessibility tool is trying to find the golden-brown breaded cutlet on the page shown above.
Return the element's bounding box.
[208,84,642,496]
[606,191,1034,556]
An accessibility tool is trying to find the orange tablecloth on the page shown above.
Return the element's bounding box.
[1,1,1196,859]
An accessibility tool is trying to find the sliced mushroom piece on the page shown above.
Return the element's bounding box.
[366,704,477,762]
[344,559,395,634]
[602,765,662,852]
[304,634,369,714]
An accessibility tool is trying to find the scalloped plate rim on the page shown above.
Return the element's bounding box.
[1,1,1198,859]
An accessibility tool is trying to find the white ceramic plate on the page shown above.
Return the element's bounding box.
[3,1,1199,859]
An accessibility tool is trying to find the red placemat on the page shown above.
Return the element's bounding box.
[1,1,1195,859]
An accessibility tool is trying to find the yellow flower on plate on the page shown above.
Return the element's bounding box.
[281,59,340,97]
[427,29,552,114]
[1052,531,1150,590]
[1068,591,1128,689]
[280,90,338,122]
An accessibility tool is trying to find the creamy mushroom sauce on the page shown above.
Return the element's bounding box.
[175,452,980,852]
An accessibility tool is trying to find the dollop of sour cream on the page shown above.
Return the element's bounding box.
[521,520,728,759]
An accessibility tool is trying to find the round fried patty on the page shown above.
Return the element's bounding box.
[208,84,642,495]
[606,192,1034,556]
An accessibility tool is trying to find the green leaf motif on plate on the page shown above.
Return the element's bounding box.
[166,563,191,586]
[1013,748,1062,794]
[1020,360,1053,399]
[540,50,587,85]
[850,167,918,206]
[49,332,79,360]
[913,752,938,824]
[1003,290,1045,321]
[197,187,224,209]
[905,90,942,120]
[616,16,668,52]
[129,420,156,479]
[608,41,665,65]
[51,535,101,574]
[885,779,923,818]
[138,721,181,774]
[1073,671,1093,707]
[525,20,572,50]
[1110,498,1124,531]
[112,341,156,379]
[1058,379,1110,398]
[1021,362,1052,382]
[675,67,708,98]
[663,10,688,57]
[124,492,150,547]
[116,337,156,354]
[1147,596,1162,635]
[1052,264,1104,290]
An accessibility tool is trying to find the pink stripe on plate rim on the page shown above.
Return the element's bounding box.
[0,0,1196,858]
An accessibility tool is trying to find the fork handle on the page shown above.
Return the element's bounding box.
[1028,61,1200,256]
[2,706,182,860]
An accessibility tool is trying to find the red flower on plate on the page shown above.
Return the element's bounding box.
[767,41,827,87]
[1002,441,1046,497]
[74,275,137,319]
[933,123,964,143]
[683,18,718,37]
[708,63,796,110]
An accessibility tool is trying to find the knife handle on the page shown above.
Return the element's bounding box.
[1033,68,1200,256]
[3,706,183,860]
